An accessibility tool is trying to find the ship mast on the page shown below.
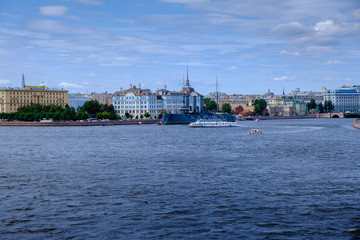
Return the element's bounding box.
[216,76,219,113]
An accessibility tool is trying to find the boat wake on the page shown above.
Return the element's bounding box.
[267,126,325,134]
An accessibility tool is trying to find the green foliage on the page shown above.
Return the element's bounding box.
[253,99,267,115]
[96,112,103,119]
[80,100,101,117]
[101,111,110,119]
[318,102,324,113]
[204,98,218,112]
[221,103,232,113]
[144,112,151,118]
[324,100,334,113]
[307,99,317,112]
[158,110,167,119]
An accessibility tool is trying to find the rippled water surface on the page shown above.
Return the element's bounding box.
[1,118,360,239]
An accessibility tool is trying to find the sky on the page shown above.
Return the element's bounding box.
[0,0,359,95]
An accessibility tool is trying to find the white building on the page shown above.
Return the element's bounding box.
[288,88,323,102]
[155,89,185,114]
[323,85,360,113]
[112,71,204,118]
[112,86,162,119]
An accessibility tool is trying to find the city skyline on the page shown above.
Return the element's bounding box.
[0,0,359,95]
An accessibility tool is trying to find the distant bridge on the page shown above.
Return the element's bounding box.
[317,113,345,118]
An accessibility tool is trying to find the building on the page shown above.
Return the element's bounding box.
[112,85,162,118]
[92,92,113,105]
[155,89,185,114]
[181,71,204,113]
[112,70,204,119]
[323,85,360,113]
[68,93,92,109]
[288,88,323,103]
[0,74,68,113]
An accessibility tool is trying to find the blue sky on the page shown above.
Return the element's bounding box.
[0,0,359,95]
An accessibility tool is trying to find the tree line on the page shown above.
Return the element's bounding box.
[307,99,334,113]
[203,98,267,116]
[0,100,117,121]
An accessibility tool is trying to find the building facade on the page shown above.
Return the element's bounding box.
[155,89,185,114]
[323,85,360,113]
[112,71,204,119]
[113,86,162,118]
[68,93,92,109]
[92,92,113,105]
[181,74,204,113]
[0,88,68,113]
[288,88,323,103]
[0,75,68,113]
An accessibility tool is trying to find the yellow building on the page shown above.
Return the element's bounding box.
[0,88,68,113]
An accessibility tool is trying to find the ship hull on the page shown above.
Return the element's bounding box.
[162,113,236,125]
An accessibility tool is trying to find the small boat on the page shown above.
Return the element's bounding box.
[137,122,142,125]
[250,129,262,134]
[189,119,240,128]
[157,122,163,125]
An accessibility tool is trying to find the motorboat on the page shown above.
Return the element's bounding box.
[250,129,262,134]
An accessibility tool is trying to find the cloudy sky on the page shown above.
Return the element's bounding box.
[0,0,359,94]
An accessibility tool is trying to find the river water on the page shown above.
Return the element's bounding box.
[1,118,359,239]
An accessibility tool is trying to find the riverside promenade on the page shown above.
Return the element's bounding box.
[0,119,159,127]
[240,113,345,121]
[354,119,360,129]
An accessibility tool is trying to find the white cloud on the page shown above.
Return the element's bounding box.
[0,79,10,84]
[271,22,311,37]
[273,76,289,81]
[352,9,360,20]
[86,73,97,77]
[59,82,85,88]
[314,20,360,37]
[280,50,301,56]
[62,0,103,5]
[39,6,68,16]
[227,66,237,71]
[325,60,346,65]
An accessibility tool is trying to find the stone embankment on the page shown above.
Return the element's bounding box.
[354,119,360,129]
[0,119,159,127]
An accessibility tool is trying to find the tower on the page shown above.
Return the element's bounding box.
[22,73,25,88]
[183,66,191,88]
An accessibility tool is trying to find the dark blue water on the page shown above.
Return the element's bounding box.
[1,118,359,239]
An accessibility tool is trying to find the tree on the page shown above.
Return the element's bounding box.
[307,99,317,112]
[158,110,167,119]
[324,100,334,113]
[125,111,130,119]
[221,103,232,113]
[96,112,103,119]
[81,100,101,117]
[253,99,267,115]
[144,112,151,118]
[318,102,324,113]
[102,111,110,119]
[204,98,218,112]
[203,98,211,108]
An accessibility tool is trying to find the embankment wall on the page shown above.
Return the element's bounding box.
[354,119,360,129]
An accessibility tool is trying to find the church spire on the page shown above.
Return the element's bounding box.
[22,73,25,88]
[184,66,190,87]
